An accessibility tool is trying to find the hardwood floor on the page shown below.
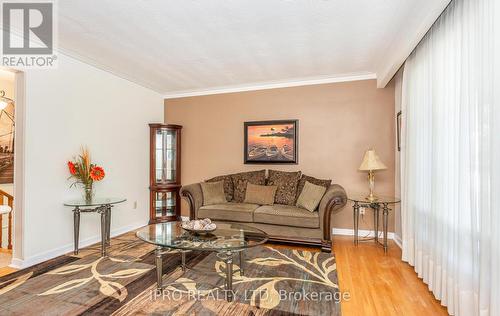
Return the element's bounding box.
[0,249,15,277]
[334,236,447,316]
[272,236,448,316]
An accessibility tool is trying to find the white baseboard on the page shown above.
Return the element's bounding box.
[181,218,403,249]
[393,234,402,249]
[332,227,395,240]
[9,221,148,270]
[10,258,25,269]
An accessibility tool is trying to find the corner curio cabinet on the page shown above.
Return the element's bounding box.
[149,123,182,223]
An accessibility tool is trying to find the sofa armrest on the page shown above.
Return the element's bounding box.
[318,184,347,251]
[180,183,203,219]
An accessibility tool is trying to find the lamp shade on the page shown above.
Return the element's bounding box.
[358,149,387,171]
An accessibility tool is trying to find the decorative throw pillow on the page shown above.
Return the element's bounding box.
[295,175,331,203]
[200,181,227,206]
[266,170,301,205]
[296,181,328,212]
[244,183,277,205]
[206,174,234,201]
[231,170,266,203]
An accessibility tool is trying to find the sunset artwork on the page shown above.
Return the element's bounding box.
[244,120,298,164]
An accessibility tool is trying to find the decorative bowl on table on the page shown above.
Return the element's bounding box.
[181,218,216,235]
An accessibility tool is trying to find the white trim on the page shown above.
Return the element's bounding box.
[56,46,165,94]
[9,258,25,269]
[332,227,395,240]
[376,0,451,87]
[180,219,400,246]
[393,234,402,249]
[163,73,377,99]
[0,27,164,94]
[8,221,148,269]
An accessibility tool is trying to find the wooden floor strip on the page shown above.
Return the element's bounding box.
[333,235,449,316]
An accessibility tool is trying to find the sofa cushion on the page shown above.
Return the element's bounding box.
[296,181,327,212]
[231,170,266,202]
[206,175,234,201]
[198,202,259,222]
[244,183,277,205]
[200,181,227,206]
[254,204,320,228]
[295,175,331,203]
[266,170,301,205]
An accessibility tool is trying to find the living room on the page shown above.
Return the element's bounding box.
[0,1,498,315]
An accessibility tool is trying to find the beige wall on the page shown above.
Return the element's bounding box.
[165,79,396,232]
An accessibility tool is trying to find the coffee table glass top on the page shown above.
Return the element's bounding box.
[136,222,269,252]
[348,194,400,204]
[63,197,127,207]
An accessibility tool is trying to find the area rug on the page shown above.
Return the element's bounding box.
[0,231,341,316]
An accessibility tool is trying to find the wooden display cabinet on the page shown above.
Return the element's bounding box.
[149,123,182,223]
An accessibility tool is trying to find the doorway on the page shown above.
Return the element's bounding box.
[0,68,16,275]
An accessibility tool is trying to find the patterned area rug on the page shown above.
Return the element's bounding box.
[0,231,341,316]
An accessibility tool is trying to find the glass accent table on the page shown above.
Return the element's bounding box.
[64,197,126,257]
[348,194,400,253]
[136,221,269,302]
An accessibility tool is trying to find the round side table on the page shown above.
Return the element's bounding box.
[348,194,400,253]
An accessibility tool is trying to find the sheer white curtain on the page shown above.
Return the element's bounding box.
[400,0,500,315]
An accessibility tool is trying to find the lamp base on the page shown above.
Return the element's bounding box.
[365,170,379,202]
[365,193,379,202]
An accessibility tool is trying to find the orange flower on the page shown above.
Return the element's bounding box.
[68,161,77,175]
[90,166,105,181]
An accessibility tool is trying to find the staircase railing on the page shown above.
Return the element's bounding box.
[0,189,13,250]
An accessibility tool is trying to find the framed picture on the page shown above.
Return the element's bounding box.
[244,120,298,164]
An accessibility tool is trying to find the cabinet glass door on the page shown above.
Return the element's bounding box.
[154,191,176,218]
[155,128,177,183]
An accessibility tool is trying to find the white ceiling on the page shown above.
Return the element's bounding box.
[56,0,450,96]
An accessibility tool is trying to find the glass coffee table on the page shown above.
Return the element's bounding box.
[136,221,268,301]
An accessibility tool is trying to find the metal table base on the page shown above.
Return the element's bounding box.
[155,247,245,302]
[72,204,113,257]
[353,201,392,253]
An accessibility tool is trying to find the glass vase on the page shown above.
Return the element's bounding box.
[83,183,94,202]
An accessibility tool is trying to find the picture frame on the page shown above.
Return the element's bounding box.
[244,120,298,164]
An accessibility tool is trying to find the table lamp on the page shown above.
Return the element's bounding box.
[358,149,387,201]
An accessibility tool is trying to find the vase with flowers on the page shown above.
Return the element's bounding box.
[67,147,105,202]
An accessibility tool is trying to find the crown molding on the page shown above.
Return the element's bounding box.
[56,47,165,94]
[375,0,451,88]
[0,27,164,93]
[163,73,377,99]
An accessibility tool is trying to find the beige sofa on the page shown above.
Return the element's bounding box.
[180,171,347,252]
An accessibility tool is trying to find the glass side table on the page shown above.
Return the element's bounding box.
[64,197,126,257]
[348,194,400,253]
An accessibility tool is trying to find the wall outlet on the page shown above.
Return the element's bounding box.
[360,207,366,215]
[133,201,138,209]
